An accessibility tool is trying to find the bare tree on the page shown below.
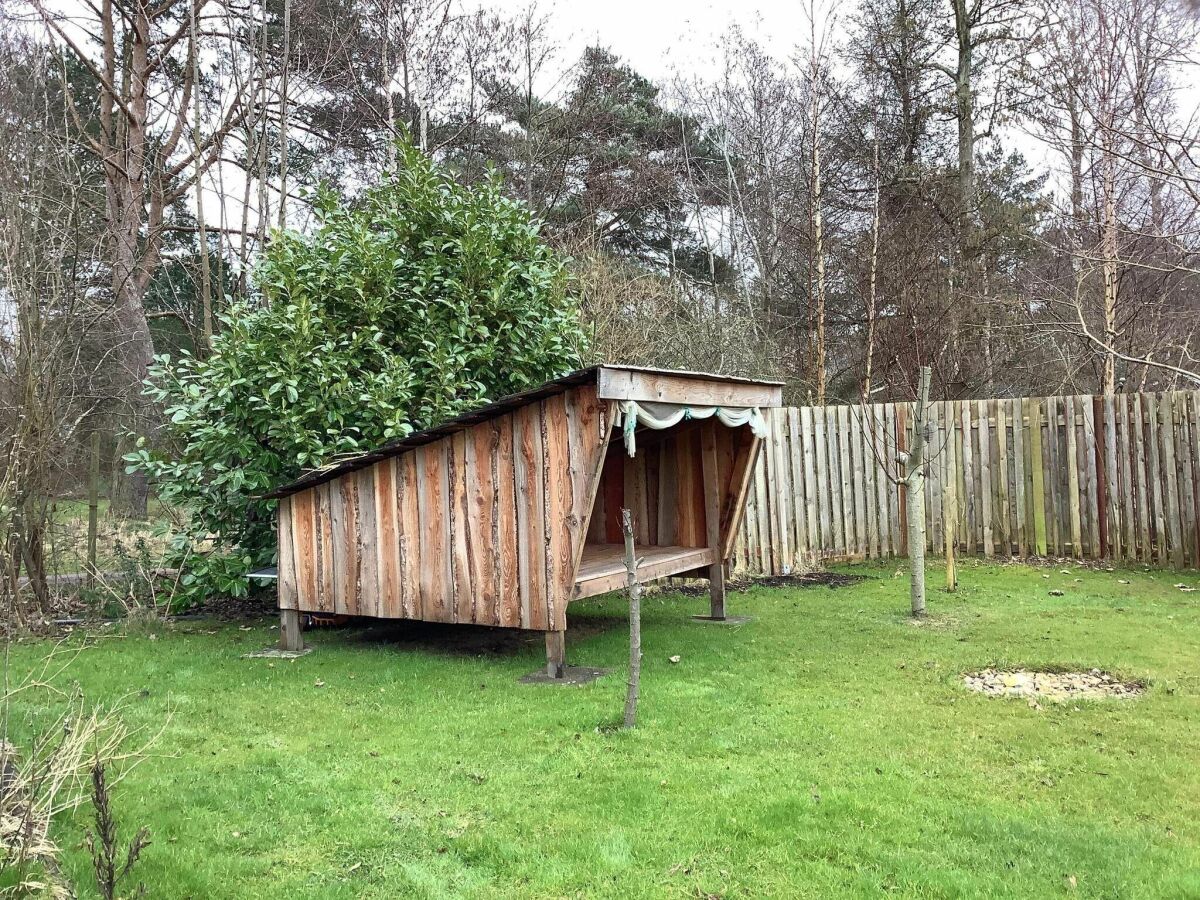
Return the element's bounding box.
[803,2,836,404]
[863,128,881,400]
[0,36,109,616]
[189,0,212,346]
[902,366,933,615]
[26,0,262,512]
[1029,0,1200,392]
[860,365,940,614]
[277,0,292,226]
[673,29,809,385]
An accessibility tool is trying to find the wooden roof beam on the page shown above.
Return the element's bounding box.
[597,367,783,408]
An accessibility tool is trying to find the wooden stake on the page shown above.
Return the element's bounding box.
[621,508,642,729]
[944,413,957,591]
[701,423,726,619]
[87,430,101,589]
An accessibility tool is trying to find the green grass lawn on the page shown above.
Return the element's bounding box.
[6,561,1200,898]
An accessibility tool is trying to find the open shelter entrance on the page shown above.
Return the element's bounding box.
[574,409,764,612]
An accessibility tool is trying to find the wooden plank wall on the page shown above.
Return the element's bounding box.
[586,420,750,549]
[735,392,1200,573]
[278,384,610,630]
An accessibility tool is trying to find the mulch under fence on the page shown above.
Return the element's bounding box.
[652,570,866,597]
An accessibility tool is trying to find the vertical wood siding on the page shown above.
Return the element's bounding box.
[277,384,610,629]
[736,392,1200,573]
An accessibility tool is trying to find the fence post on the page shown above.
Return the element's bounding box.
[86,430,101,588]
[1029,398,1048,556]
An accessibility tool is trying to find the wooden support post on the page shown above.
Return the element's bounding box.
[86,430,101,589]
[722,436,762,560]
[545,630,566,679]
[701,422,727,620]
[708,563,727,620]
[279,609,304,651]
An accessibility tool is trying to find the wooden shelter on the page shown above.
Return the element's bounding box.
[263,365,783,675]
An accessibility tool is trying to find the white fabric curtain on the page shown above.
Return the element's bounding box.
[613,400,769,457]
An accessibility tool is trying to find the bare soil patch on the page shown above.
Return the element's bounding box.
[908,613,960,628]
[964,668,1144,701]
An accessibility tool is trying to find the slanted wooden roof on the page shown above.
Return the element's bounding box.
[262,365,783,499]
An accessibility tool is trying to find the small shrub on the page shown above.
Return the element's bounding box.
[79,539,179,620]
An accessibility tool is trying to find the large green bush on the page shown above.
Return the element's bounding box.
[129,141,586,603]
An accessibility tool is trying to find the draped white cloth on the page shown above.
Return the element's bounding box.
[613,400,769,457]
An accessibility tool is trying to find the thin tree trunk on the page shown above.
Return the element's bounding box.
[621,508,642,729]
[236,3,260,297]
[944,415,957,591]
[524,36,535,208]
[982,306,994,393]
[255,0,270,244]
[1069,95,1085,257]
[810,61,827,405]
[864,133,880,401]
[1101,131,1119,395]
[950,0,976,383]
[381,0,395,170]
[12,510,50,614]
[277,0,291,228]
[906,366,932,617]
[237,120,255,297]
[952,0,975,243]
[190,0,212,348]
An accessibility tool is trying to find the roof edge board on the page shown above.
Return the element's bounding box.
[597,367,784,407]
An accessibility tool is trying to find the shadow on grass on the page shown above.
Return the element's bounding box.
[297,567,864,663]
[341,612,629,660]
[304,570,855,662]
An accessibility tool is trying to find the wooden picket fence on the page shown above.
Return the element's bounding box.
[733,391,1200,574]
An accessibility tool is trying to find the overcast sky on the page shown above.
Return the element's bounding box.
[473,0,1070,174]
[479,0,819,85]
